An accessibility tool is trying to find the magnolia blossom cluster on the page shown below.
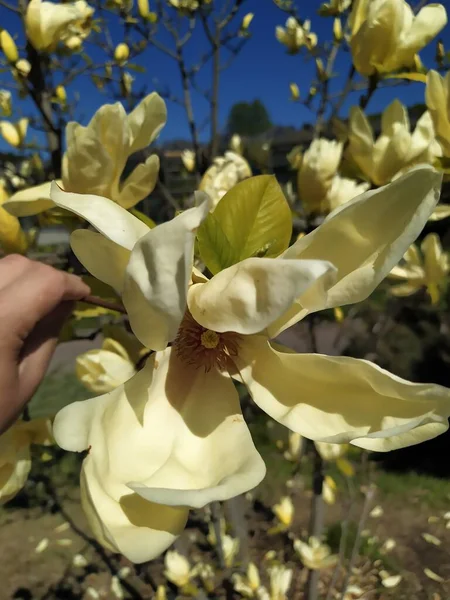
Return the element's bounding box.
[7,93,167,216]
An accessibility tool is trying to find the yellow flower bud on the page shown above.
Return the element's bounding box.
[0,90,12,117]
[0,30,19,64]
[14,58,31,78]
[138,0,150,17]
[333,17,343,42]
[316,58,326,81]
[436,40,445,64]
[241,12,254,31]
[55,85,67,103]
[114,42,130,63]
[0,118,28,148]
[290,82,300,101]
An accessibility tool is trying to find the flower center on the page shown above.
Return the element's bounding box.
[200,329,220,349]
[174,311,241,372]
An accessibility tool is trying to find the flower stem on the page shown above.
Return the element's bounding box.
[81,294,127,314]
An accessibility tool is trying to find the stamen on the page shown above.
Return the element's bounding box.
[174,311,241,372]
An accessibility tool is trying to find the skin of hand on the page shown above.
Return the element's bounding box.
[0,254,90,434]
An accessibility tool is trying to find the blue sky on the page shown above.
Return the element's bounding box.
[1,0,448,150]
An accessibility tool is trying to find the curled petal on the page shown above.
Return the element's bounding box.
[50,182,148,250]
[4,181,56,217]
[269,166,442,336]
[127,93,167,154]
[235,336,450,451]
[118,155,160,209]
[122,199,211,350]
[188,257,336,335]
[53,349,264,561]
[71,230,130,293]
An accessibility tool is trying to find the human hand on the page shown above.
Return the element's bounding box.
[0,255,90,434]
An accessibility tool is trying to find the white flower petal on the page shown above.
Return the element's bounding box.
[71,230,130,293]
[53,348,264,561]
[4,181,56,217]
[122,200,211,350]
[50,182,148,250]
[235,336,450,450]
[270,165,442,336]
[188,257,336,335]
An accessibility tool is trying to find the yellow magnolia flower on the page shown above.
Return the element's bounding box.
[294,537,338,570]
[283,431,302,461]
[323,475,337,505]
[5,93,167,216]
[426,70,450,158]
[276,17,317,53]
[315,441,348,461]
[241,13,254,32]
[0,90,12,117]
[168,0,205,12]
[51,165,450,563]
[229,134,243,156]
[222,534,240,568]
[272,496,294,528]
[164,551,193,588]
[349,0,447,76]
[181,149,196,173]
[76,338,136,394]
[199,151,252,209]
[324,176,370,213]
[297,138,343,214]
[0,419,51,504]
[0,30,19,63]
[137,0,150,18]
[319,0,351,16]
[0,181,28,254]
[389,233,449,304]
[347,100,442,186]
[54,85,67,104]
[14,59,31,78]
[290,83,300,101]
[267,565,292,600]
[232,562,265,598]
[25,0,94,52]
[0,118,28,148]
[114,42,130,63]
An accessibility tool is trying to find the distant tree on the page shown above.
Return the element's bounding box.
[226,100,273,136]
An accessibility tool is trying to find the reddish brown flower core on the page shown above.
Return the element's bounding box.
[174,311,242,372]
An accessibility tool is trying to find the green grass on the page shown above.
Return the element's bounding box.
[374,470,450,509]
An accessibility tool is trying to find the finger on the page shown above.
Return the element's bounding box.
[0,254,34,291]
[18,301,75,407]
[0,261,90,341]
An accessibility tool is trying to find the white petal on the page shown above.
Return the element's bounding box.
[188,257,336,335]
[50,182,148,250]
[4,181,55,217]
[70,230,130,293]
[270,165,442,336]
[53,348,265,561]
[122,200,211,350]
[235,336,450,451]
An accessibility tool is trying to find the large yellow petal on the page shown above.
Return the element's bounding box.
[70,230,130,293]
[269,165,442,337]
[122,198,210,350]
[188,257,336,335]
[4,181,55,217]
[50,183,149,249]
[53,348,265,562]
[127,92,167,154]
[76,347,136,394]
[235,336,450,451]
[117,155,160,209]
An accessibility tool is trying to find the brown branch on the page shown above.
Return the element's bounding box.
[82,294,127,314]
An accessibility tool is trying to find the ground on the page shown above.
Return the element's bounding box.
[1,342,450,600]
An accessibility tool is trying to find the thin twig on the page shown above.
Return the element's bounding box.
[82,294,127,314]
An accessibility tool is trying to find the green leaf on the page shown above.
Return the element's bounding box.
[129,207,156,228]
[197,175,292,274]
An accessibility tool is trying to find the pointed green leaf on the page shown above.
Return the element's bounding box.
[129,207,156,228]
[197,175,292,274]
